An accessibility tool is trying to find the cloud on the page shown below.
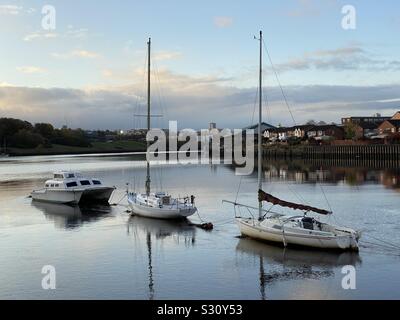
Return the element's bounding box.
[23,26,89,42]
[65,26,89,39]
[214,16,234,28]
[275,45,400,72]
[51,50,100,59]
[1,68,400,130]
[16,66,46,74]
[286,0,337,17]
[23,32,58,41]
[0,5,23,15]
[153,51,182,61]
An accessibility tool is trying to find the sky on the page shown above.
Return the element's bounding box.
[1,0,400,130]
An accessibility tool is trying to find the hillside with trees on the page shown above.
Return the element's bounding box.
[0,118,145,156]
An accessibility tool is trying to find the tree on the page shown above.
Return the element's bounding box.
[10,129,44,148]
[344,122,357,140]
[34,123,54,139]
[0,118,33,139]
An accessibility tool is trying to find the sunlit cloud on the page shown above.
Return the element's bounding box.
[16,66,47,74]
[214,16,233,28]
[153,51,182,61]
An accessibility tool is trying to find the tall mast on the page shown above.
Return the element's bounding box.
[145,38,151,196]
[258,30,263,220]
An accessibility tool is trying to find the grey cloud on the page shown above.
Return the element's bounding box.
[1,83,400,130]
[275,46,400,72]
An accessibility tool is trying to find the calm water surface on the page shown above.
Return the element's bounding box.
[1,154,400,300]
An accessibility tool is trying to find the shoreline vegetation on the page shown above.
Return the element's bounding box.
[6,140,147,157]
[0,117,147,157]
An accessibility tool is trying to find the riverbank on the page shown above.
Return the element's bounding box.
[262,144,400,161]
[6,140,146,156]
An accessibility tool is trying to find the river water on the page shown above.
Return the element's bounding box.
[0,154,399,300]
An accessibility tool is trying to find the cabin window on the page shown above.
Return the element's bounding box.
[55,184,59,187]
[45,184,49,188]
[80,180,91,186]
[50,184,54,187]
[66,182,78,188]
[92,180,101,185]
[54,174,64,179]
[67,174,75,178]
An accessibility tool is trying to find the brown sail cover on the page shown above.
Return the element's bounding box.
[258,190,332,215]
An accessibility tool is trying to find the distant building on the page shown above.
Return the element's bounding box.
[341,115,391,125]
[391,111,400,120]
[353,122,380,139]
[209,122,217,130]
[378,120,400,135]
[307,125,344,141]
[245,122,276,134]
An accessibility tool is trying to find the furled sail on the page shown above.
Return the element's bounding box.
[258,190,332,215]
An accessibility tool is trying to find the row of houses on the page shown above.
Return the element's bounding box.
[248,111,400,143]
[252,123,345,142]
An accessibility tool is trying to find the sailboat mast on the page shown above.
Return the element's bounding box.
[258,30,263,220]
[146,38,151,196]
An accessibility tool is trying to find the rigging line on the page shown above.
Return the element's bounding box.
[360,240,399,251]
[262,39,296,126]
[235,85,260,202]
[286,183,305,204]
[319,183,333,213]
[153,59,168,129]
[363,234,400,250]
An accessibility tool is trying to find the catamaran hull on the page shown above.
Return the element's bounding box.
[31,187,114,205]
[31,190,84,204]
[80,187,114,204]
[128,199,196,220]
[237,218,359,251]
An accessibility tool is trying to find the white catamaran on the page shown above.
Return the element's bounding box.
[127,38,197,220]
[224,31,360,251]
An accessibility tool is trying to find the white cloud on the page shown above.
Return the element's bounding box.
[153,51,182,61]
[23,32,58,42]
[0,5,23,15]
[51,50,100,59]
[16,66,46,74]
[65,26,89,39]
[23,26,89,42]
[214,16,233,28]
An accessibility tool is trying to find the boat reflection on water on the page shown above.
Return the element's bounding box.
[127,216,196,300]
[31,201,112,229]
[236,237,362,300]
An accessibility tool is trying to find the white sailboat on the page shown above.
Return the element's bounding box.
[127,38,197,220]
[224,31,360,251]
